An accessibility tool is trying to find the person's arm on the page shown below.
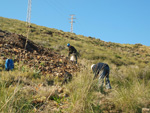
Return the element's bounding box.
[93,65,100,80]
[68,47,73,56]
[93,68,97,80]
[68,50,71,57]
[93,73,97,80]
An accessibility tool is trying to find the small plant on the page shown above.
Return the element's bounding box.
[32,70,41,79]
[115,54,122,59]
[53,96,62,105]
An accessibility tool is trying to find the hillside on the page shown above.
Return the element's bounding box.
[0,16,150,113]
[1,16,150,68]
[0,29,79,75]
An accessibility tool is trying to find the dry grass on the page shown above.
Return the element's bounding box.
[1,60,150,112]
[64,65,98,113]
[1,16,150,112]
[109,67,150,113]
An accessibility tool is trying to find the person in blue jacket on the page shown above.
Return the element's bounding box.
[91,62,111,89]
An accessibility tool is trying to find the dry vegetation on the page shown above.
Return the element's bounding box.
[0,16,150,113]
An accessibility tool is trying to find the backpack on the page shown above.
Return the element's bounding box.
[5,59,14,71]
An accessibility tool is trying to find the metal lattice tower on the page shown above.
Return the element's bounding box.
[69,15,76,33]
[27,0,32,24]
[25,0,32,50]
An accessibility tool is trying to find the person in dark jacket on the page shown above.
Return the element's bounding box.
[91,63,111,89]
[67,43,77,64]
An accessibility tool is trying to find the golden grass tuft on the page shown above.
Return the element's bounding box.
[63,62,101,113]
[109,67,150,112]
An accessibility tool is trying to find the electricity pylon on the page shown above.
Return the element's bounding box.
[25,0,32,50]
[69,15,76,33]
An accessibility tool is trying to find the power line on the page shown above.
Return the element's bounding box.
[69,15,76,33]
[43,0,67,18]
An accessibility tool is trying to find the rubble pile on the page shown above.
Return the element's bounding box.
[0,29,79,76]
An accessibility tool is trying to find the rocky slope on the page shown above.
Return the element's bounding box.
[0,29,79,76]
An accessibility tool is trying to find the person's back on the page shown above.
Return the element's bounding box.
[92,63,108,76]
[69,46,77,55]
[91,62,111,89]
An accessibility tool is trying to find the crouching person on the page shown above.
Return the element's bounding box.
[61,71,72,86]
[91,63,111,90]
[67,43,78,64]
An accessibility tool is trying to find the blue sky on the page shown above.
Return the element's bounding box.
[0,0,150,46]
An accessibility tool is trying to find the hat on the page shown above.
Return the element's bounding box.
[67,43,70,47]
[91,64,95,70]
